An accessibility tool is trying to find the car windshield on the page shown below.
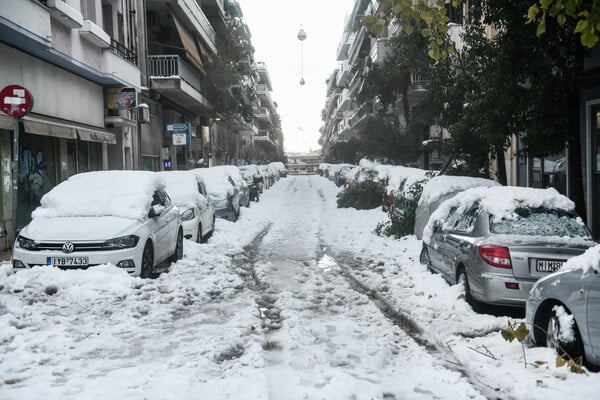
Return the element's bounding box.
[490,207,590,237]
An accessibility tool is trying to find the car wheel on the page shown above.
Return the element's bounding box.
[542,305,584,361]
[196,223,203,243]
[202,217,215,243]
[170,228,183,263]
[140,241,154,279]
[420,244,430,267]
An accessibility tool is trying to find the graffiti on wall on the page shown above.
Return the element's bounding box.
[19,145,51,205]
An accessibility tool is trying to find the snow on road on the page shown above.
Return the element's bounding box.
[1,175,599,399]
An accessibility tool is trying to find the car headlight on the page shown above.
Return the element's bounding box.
[16,235,37,250]
[181,208,195,222]
[103,235,139,249]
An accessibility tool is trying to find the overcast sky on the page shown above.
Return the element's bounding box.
[240,0,356,154]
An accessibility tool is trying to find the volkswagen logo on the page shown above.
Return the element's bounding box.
[62,242,75,253]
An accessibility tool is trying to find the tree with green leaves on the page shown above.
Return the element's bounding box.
[369,0,589,217]
[205,19,256,123]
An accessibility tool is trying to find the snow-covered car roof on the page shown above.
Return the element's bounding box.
[192,168,234,197]
[213,165,245,186]
[418,175,501,206]
[268,161,287,171]
[31,170,164,220]
[423,186,578,244]
[157,171,204,210]
[563,243,600,275]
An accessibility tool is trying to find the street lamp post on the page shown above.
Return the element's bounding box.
[297,26,307,85]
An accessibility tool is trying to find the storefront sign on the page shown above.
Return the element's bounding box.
[105,87,136,110]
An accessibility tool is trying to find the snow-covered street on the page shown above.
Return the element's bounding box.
[1,176,599,399]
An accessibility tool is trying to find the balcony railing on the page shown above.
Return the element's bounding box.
[349,101,374,128]
[147,55,201,92]
[110,39,137,65]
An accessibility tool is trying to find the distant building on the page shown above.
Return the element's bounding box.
[287,152,320,175]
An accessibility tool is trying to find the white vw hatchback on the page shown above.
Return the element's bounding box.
[12,171,183,278]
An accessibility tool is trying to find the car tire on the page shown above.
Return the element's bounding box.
[170,228,183,263]
[140,241,154,279]
[196,223,203,243]
[420,244,430,267]
[201,216,215,243]
[541,304,584,361]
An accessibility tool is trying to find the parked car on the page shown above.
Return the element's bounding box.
[380,165,430,215]
[526,244,600,369]
[421,186,595,307]
[12,171,183,278]
[158,171,215,243]
[217,165,250,208]
[192,168,240,221]
[333,164,355,187]
[414,175,501,239]
[268,161,288,177]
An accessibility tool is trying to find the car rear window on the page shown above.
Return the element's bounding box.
[490,208,590,237]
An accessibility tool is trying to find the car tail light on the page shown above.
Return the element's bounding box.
[479,245,512,269]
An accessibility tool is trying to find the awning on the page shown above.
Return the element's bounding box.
[0,114,13,130]
[23,114,77,139]
[22,114,116,143]
[77,127,117,144]
[171,13,206,74]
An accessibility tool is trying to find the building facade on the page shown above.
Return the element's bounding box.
[0,0,285,247]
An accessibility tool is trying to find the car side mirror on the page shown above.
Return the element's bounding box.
[149,206,161,218]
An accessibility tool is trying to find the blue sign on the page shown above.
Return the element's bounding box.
[167,123,188,132]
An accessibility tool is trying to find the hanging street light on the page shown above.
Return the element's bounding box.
[297,26,306,85]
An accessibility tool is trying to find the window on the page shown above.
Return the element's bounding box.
[490,208,591,238]
[80,0,96,22]
[445,1,463,24]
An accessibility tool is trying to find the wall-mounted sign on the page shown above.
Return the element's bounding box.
[106,87,136,110]
[1,84,34,117]
[172,133,187,145]
[167,123,188,132]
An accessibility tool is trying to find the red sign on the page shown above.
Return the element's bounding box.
[0,84,34,118]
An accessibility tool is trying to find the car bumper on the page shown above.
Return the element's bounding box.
[472,272,536,307]
[12,245,144,276]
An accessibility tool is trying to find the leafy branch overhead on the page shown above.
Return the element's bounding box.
[367,0,599,62]
[527,0,600,48]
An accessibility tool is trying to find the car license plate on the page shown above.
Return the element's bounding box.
[47,257,89,267]
[536,259,564,272]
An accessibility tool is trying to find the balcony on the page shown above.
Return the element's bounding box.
[256,84,274,108]
[148,55,211,112]
[335,89,352,113]
[150,0,217,54]
[255,62,273,90]
[349,101,374,130]
[254,129,279,150]
[101,41,141,87]
[336,61,351,87]
[46,0,83,29]
[79,20,111,48]
[370,38,388,64]
[253,106,271,121]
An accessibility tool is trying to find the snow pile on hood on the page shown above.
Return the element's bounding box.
[31,171,164,220]
[192,168,234,198]
[215,165,245,187]
[157,171,203,210]
[563,244,600,274]
[418,175,500,206]
[423,186,576,244]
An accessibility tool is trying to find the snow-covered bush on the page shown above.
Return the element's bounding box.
[336,180,385,210]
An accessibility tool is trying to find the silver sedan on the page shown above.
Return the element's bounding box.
[526,264,600,369]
